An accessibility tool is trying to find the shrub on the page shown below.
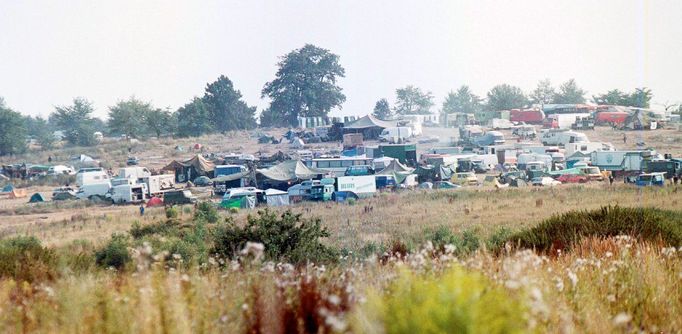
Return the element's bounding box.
[95,234,132,270]
[486,227,513,252]
[507,206,682,253]
[130,220,180,239]
[353,266,527,333]
[194,201,220,224]
[212,209,338,264]
[0,236,58,282]
[165,206,179,219]
[421,226,480,255]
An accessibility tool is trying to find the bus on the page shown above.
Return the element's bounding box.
[304,157,374,175]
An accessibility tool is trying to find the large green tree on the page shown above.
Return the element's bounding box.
[394,86,434,115]
[25,116,55,150]
[486,84,528,111]
[50,97,98,146]
[176,98,213,137]
[145,108,174,138]
[441,85,482,114]
[107,97,154,139]
[262,44,346,127]
[0,98,27,156]
[372,98,392,119]
[529,79,555,105]
[204,75,257,132]
[553,79,586,104]
[592,88,652,108]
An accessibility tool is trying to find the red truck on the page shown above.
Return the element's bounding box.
[510,109,545,124]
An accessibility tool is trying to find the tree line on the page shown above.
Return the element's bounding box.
[0,43,679,156]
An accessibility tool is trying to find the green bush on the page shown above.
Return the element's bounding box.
[130,220,180,239]
[165,206,179,219]
[0,236,58,283]
[194,201,220,224]
[486,227,513,251]
[95,234,132,270]
[354,266,527,333]
[212,209,338,264]
[421,226,480,255]
[507,206,682,252]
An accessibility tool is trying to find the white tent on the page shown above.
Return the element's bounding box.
[265,188,290,207]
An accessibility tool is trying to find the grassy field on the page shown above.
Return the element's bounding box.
[1,126,682,333]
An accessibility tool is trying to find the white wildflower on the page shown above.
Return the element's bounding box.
[612,312,631,327]
[240,242,265,261]
[567,270,578,288]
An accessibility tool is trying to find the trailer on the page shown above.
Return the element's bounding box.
[142,174,176,196]
[590,150,654,176]
[336,175,377,199]
[510,109,544,124]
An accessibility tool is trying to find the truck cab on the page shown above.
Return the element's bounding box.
[635,172,666,187]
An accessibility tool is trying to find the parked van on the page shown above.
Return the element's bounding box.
[164,190,197,205]
[76,182,112,200]
[142,174,176,195]
[379,127,413,143]
[540,129,589,146]
[76,168,110,187]
[344,165,374,176]
[106,184,147,204]
[48,165,76,176]
[451,172,479,186]
[118,167,151,181]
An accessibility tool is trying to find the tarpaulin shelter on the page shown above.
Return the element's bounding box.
[265,188,289,207]
[1,184,14,193]
[147,196,164,207]
[623,109,655,130]
[376,160,415,184]
[257,160,326,183]
[342,115,397,140]
[416,164,456,182]
[163,155,216,183]
[28,193,46,203]
[221,195,257,209]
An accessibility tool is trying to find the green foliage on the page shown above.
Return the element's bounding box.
[0,236,58,282]
[203,75,257,132]
[486,84,528,111]
[107,97,155,139]
[355,266,527,334]
[50,97,99,146]
[553,79,586,104]
[176,97,213,137]
[130,220,180,239]
[144,108,174,138]
[507,206,682,252]
[95,234,132,270]
[441,85,482,115]
[165,206,179,219]
[592,87,653,108]
[422,226,480,255]
[0,98,28,156]
[261,44,346,127]
[394,85,434,115]
[529,79,556,105]
[486,227,513,251]
[24,115,56,150]
[194,201,220,224]
[212,209,338,264]
[372,98,392,120]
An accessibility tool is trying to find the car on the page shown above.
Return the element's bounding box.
[193,176,213,186]
[531,177,562,187]
[635,172,666,187]
[344,165,374,176]
[126,156,139,166]
[557,174,588,184]
[451,172,479,186]
[433,181,461,189]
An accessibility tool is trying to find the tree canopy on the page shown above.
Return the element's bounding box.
[394,86,434,115]
[372,98,392,120]
[262,44,346,127]
[441,85,482,114]
[486,84,528,111]
[0,98,27,156]
[204,75,257,132]
[176,98,213,138]
[50,97,99,146]
[108,97,155,139]
[553,79,586,104]
[592,88,652,108]
[529,79,556,105]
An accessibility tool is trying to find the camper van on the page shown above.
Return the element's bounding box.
[76,168,110,187]
[48,165,76,176]
[564,142,615,157]
[106,184,148,204]
[76,182,112,200]
[336,175,377,198]
[142,174,176,196]
[379,127,413,143]
[540,129,589,146]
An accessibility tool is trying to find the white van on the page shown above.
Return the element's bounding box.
[76,168,110,187]
[76,182,112,200]
[379,127,413,143]
[107,184,148,204]
[48,165,76,176]
[540,130,589,146]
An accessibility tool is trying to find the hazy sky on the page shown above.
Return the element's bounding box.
[1,1,681,119]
